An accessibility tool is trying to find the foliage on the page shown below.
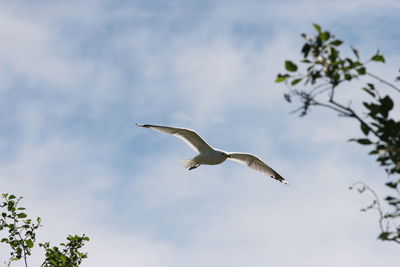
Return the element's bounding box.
[349,182,400,243]
[276,24,400,244]
[1,193,90,266]
[0,193,41,266]
[39,235,89,267]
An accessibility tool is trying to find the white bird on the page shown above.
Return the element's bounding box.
[136,124,288,184]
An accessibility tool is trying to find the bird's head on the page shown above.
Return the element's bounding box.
[220,151,231,158]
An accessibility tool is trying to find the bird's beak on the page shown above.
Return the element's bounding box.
[227,154,231,158]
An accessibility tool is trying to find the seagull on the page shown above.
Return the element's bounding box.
[136,124,288,184]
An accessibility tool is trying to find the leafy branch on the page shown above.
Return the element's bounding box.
[40,235,90,267]
[1,193,90,266]
[0,193,41,266]
[350,182,400,244]
[276,24,400,244]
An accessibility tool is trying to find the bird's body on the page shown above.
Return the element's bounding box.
[194,150,228,165]
[188,149,229,167]
[136,123,288,184]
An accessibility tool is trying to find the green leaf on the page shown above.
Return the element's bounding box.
[360,123,370,135]
[275,74,289,83]
[385,182,398,189]
[371,54,385,63]
[301,43,311,57]
[367,83,375,90]
[313,23,322,33]
[378,232,391,240]
[285,60,298,72]
[320,31,330,41]
[363,102,380,116]
[351,46,360,59]
[17,213,27,218]
[368,150,378,155]
[349,138,372,145]
[330,39,343,46]
[291,78,302,86]
[362,87,375,97]
[356,67,366,75]
[344,73,352,81]
[352,61,362,68]
[380,95,394,112]
[358,139,372,145]
[25,239,34,248]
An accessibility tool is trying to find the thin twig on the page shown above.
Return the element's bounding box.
[289,105,306,115]
[313,102,350,115]
[351,182,385,232]
[328,97,381,138]
[311,86,331,98]
[350,181,400,245]
[367,72,400,94]
[309,82,331,95]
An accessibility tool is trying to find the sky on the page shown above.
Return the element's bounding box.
[0,0,400,266]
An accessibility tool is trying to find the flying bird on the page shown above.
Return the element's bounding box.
[136,124,288,184]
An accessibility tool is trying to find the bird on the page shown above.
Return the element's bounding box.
[136,123,288,184]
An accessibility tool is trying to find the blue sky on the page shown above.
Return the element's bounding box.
[1,0,400,266]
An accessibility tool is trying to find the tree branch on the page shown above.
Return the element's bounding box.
[328,97,381,138]
[367,72,400,94]
[350,181,400,245]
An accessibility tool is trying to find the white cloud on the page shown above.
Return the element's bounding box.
[0,11,76,88]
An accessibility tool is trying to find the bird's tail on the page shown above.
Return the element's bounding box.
[179,159,196,169]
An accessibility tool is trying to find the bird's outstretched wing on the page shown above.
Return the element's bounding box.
[136,124,214,153]
[228,153,288,184]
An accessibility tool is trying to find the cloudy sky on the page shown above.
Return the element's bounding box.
[1,0,399,266]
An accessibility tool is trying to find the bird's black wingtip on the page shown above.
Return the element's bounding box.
[271,175,289,185]
[278,178,289,185]
[135,123,150,128]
